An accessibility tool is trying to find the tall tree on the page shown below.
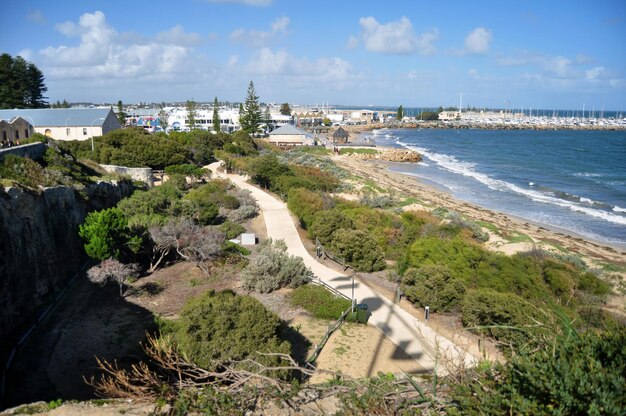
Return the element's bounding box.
[396,105,404,120]
[212,96,220,133]
[0,54,48,109]
[279,102,292,116]
[186,100,198,130]
[239,81,262,134]
[26,63,47,108]
[117,100,126,125]
[0,54,13,109]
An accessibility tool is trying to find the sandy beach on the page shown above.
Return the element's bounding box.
[332,154,626,266]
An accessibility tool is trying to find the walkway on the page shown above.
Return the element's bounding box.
[208,162,475,373]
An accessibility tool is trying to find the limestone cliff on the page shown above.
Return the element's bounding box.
[0,181,133,363]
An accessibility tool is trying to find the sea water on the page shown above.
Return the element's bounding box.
[361,128,626,248]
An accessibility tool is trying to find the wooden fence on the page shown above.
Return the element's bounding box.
[306,299,356,366]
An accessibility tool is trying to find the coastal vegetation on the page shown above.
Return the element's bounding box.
[3,127,623,415]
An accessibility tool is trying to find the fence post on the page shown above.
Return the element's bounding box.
[351,274,355,314]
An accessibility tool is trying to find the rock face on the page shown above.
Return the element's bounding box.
[348,149,422,163]
[0,181,133,365]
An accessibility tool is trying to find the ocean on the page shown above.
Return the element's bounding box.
[360,128,626,249]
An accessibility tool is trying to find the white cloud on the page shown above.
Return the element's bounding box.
[26,9,45,24]
[230,16,290,47]
[155,25,202,46]
[36,11,199,80]
[585,66,605,81]
[227,55,239,68]
[205,0,272,5]
[346,35,359,49]
[357,16,439,55]
[244,48,351,82]
[544,56,571,76]
[464,27,491,54]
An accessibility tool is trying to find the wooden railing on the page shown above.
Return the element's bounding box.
[306,299,356,366]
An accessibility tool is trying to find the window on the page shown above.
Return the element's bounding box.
[83,128,87,135]
[2,131,6,140]
[25,129,29,138]
[16,130,19,139]
[66,128,70,135]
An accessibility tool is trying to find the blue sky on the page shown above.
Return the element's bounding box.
[2,0,625,110]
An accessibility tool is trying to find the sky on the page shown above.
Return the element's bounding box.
[2,0,625,110]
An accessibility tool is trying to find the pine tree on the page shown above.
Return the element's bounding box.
[279,102,292,116]
[117,100,126,125]
[26,63,47,108]
[212,96,220,133]
[0,54,48,109]
[186,100,198,130]
[239,81,262,134]
[397,105,404,120]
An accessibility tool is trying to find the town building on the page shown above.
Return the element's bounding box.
[0,117,34,146]
[0,108,121,141]
[266,124,314,147]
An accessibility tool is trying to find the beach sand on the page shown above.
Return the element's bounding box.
[333,154,626,266]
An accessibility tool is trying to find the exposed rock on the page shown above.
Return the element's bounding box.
[0,181,133,369]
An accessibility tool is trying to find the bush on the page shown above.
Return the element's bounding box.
[241,239,313,293]
[330,229,386,272]
[287,188,326,229]
[290,284,352,320]
[308,209,354,245]
[460,288,548,349]
[246,154,292,189]
[79,207,142,261]
[219,221,246,240]
[0,154,50,188]
[451,328,626,415]
[164,164,209,179]
[169,290,292,373]
[402,265,466,312]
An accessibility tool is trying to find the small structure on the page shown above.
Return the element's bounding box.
[332,127,349,144]
[266,124,313,147]
[0,117,34,147]
[0,108,121,141]
[240,233,256,246]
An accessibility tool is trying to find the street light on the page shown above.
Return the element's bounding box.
[90,118,105,152]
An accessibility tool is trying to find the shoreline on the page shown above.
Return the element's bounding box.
[340,121,626,134]
[333,155,626,265]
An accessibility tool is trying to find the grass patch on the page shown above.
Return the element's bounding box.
[476,220,501,236]
[504,231,533,244]
[338,148,380,156]
[290,284,352,320]
[362,179,387,193]
[600,262,626,273]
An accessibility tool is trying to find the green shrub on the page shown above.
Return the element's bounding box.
[241,239,313,293]
[401,265,466,312]
[330,229,386,272]
[219,221,246,240]
[403,237,487,278]
[169,290,292,374]
[308,209,354,245]
[460,288,549,349]
[164,164,209,178]
[272,175,318,196]
[290,284,352,320]
[287,187,326,229]
[0,154,50,188]
[451,328,626,415]
[246,154,292,189]
[79,207,142,261]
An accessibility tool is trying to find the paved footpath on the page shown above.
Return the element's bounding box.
[208,162,475,373]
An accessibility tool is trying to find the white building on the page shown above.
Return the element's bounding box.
[0,108,121,141]
[266,124,313,146]
[168,107,241,133]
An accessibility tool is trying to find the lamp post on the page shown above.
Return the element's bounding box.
[90,118,105,152]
